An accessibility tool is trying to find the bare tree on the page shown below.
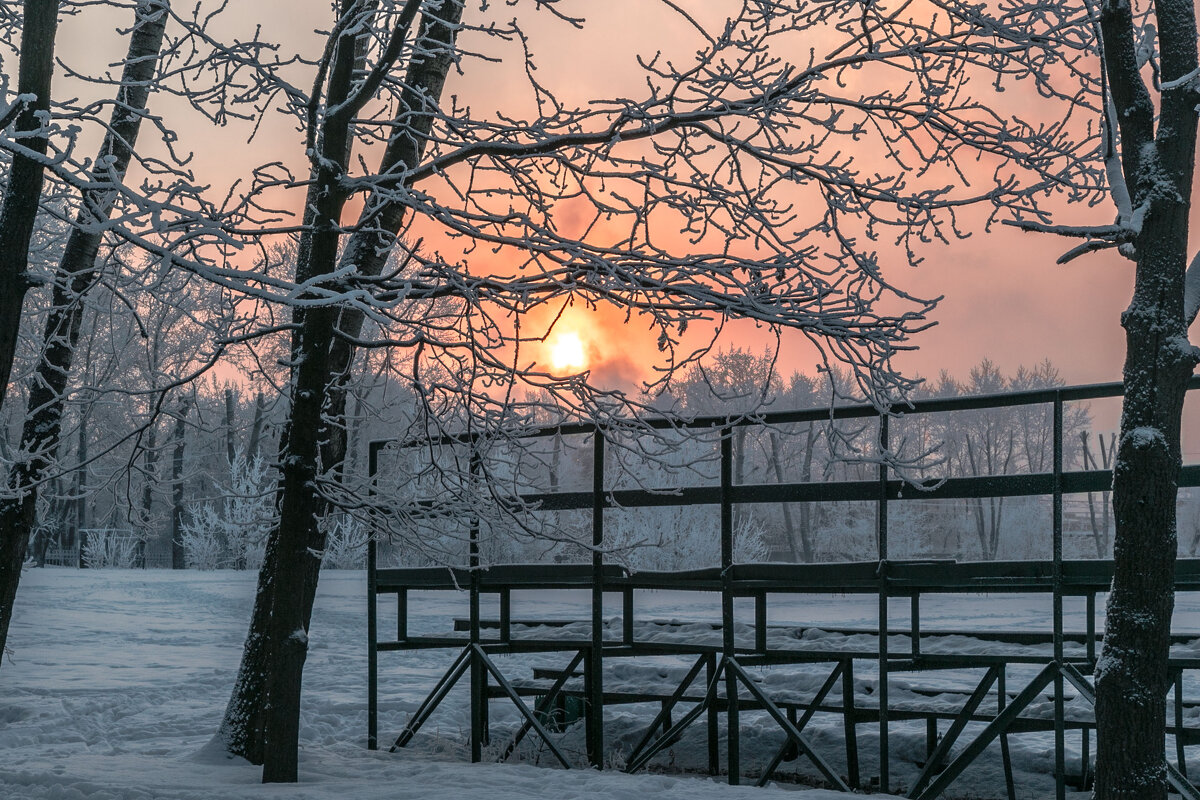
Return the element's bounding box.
[169,398,189,570]
[1007,0,1200,794]
[0,0,57,414]
[1081,430,1116,557]
[0,0,171,661]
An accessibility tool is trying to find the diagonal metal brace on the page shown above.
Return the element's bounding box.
[908,666,1000,798]
[755,661,844,787]
[391,646,472,751]
[626,654,709,767]
[625,662,722,775]
[1168,762,1200,800]
[471,644,572,769]
[915,663,1058,800]
[1060,663,1199,800]
[499,649,586,762]
[726,658,849,791]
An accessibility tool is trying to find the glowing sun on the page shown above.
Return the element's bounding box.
[549,331,587,372]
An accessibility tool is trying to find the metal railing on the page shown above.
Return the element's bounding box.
[367,376,1200,799]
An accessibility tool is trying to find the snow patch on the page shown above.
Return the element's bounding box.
[1125,426,1166,450]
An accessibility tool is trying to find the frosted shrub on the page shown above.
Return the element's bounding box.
[321,513,370,569]
[605,505,769,570]
[179,510,227,569]
[81,530,142,569]
[180,454,276,570]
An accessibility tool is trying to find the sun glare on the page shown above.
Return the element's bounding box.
[549,331,587,372]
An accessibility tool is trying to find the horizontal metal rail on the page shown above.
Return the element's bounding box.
[375,558,1200,594]
[369,375,1200,452]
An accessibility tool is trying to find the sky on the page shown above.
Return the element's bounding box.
[48,1,1190,417]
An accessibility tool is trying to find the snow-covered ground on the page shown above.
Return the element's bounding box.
[2,569,1195,799]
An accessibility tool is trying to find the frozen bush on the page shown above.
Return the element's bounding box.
[321,513,370,569]
[180,453,275,569]
[81,529,142,569]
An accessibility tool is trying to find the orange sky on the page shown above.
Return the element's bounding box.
[50,1,1196,445]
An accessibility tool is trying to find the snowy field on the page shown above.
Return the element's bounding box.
[3,568,1197,799]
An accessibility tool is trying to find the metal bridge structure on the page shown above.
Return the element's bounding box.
[366,378,1200,799]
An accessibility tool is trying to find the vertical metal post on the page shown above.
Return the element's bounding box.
[911,594,920,657]
[877,413,890,792]
[842,658,860,788]
[588,429,606,767]
[469,448,484,762]
[707,652,720,776]
[999,667,1016,800]
[721,428,739,784]
[397,590,407,641]
[623,587,634,646]
[1082,726,1092,790]
[755,592,767,653]
[367,441,379,751]
[1086,592,1096,664]
[1176,669,1188,776]
[1052,394,1065,800]
[499,589,511,644]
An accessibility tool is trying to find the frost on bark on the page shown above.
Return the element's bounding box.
[1006,0,1200,790]
[219,0,461,781]
[1091,1,1199,797]
[0,0,57,416]
[0,0,170,663]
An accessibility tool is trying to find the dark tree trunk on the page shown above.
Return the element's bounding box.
[74,416,87,567]
[170,401,189,570]
[1093,1,1200,796]
[221,2,462,782]
[247,391,266,460]
[0,0,169,661]
[137,419,158,568]
[256,0,369,783]
[1081,431,1114,558]
[0,0,58,414]
[225,388,238,465]
[319,0,464,473]
[218,530,278,763]
[767,430,800,562]
[1094,236,1195,797]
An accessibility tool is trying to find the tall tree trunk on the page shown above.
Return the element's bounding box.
[73,414,87,567]
[0,0,58,414]
[220,2,462,780]
[170,401,189,570]
[1082,431,1115,558]
[0,0,169,661]
[138,418,158,568]
[247,391,266,460]
[341,388,363,486]
[733,426,747,535]
[1094,0,1200,796]
[319,0,464,475]
[1095,243,1194,799]
[225,388,238,466]
[218,529,278,763]
[768,430,799,562]
[257,1,372,783]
